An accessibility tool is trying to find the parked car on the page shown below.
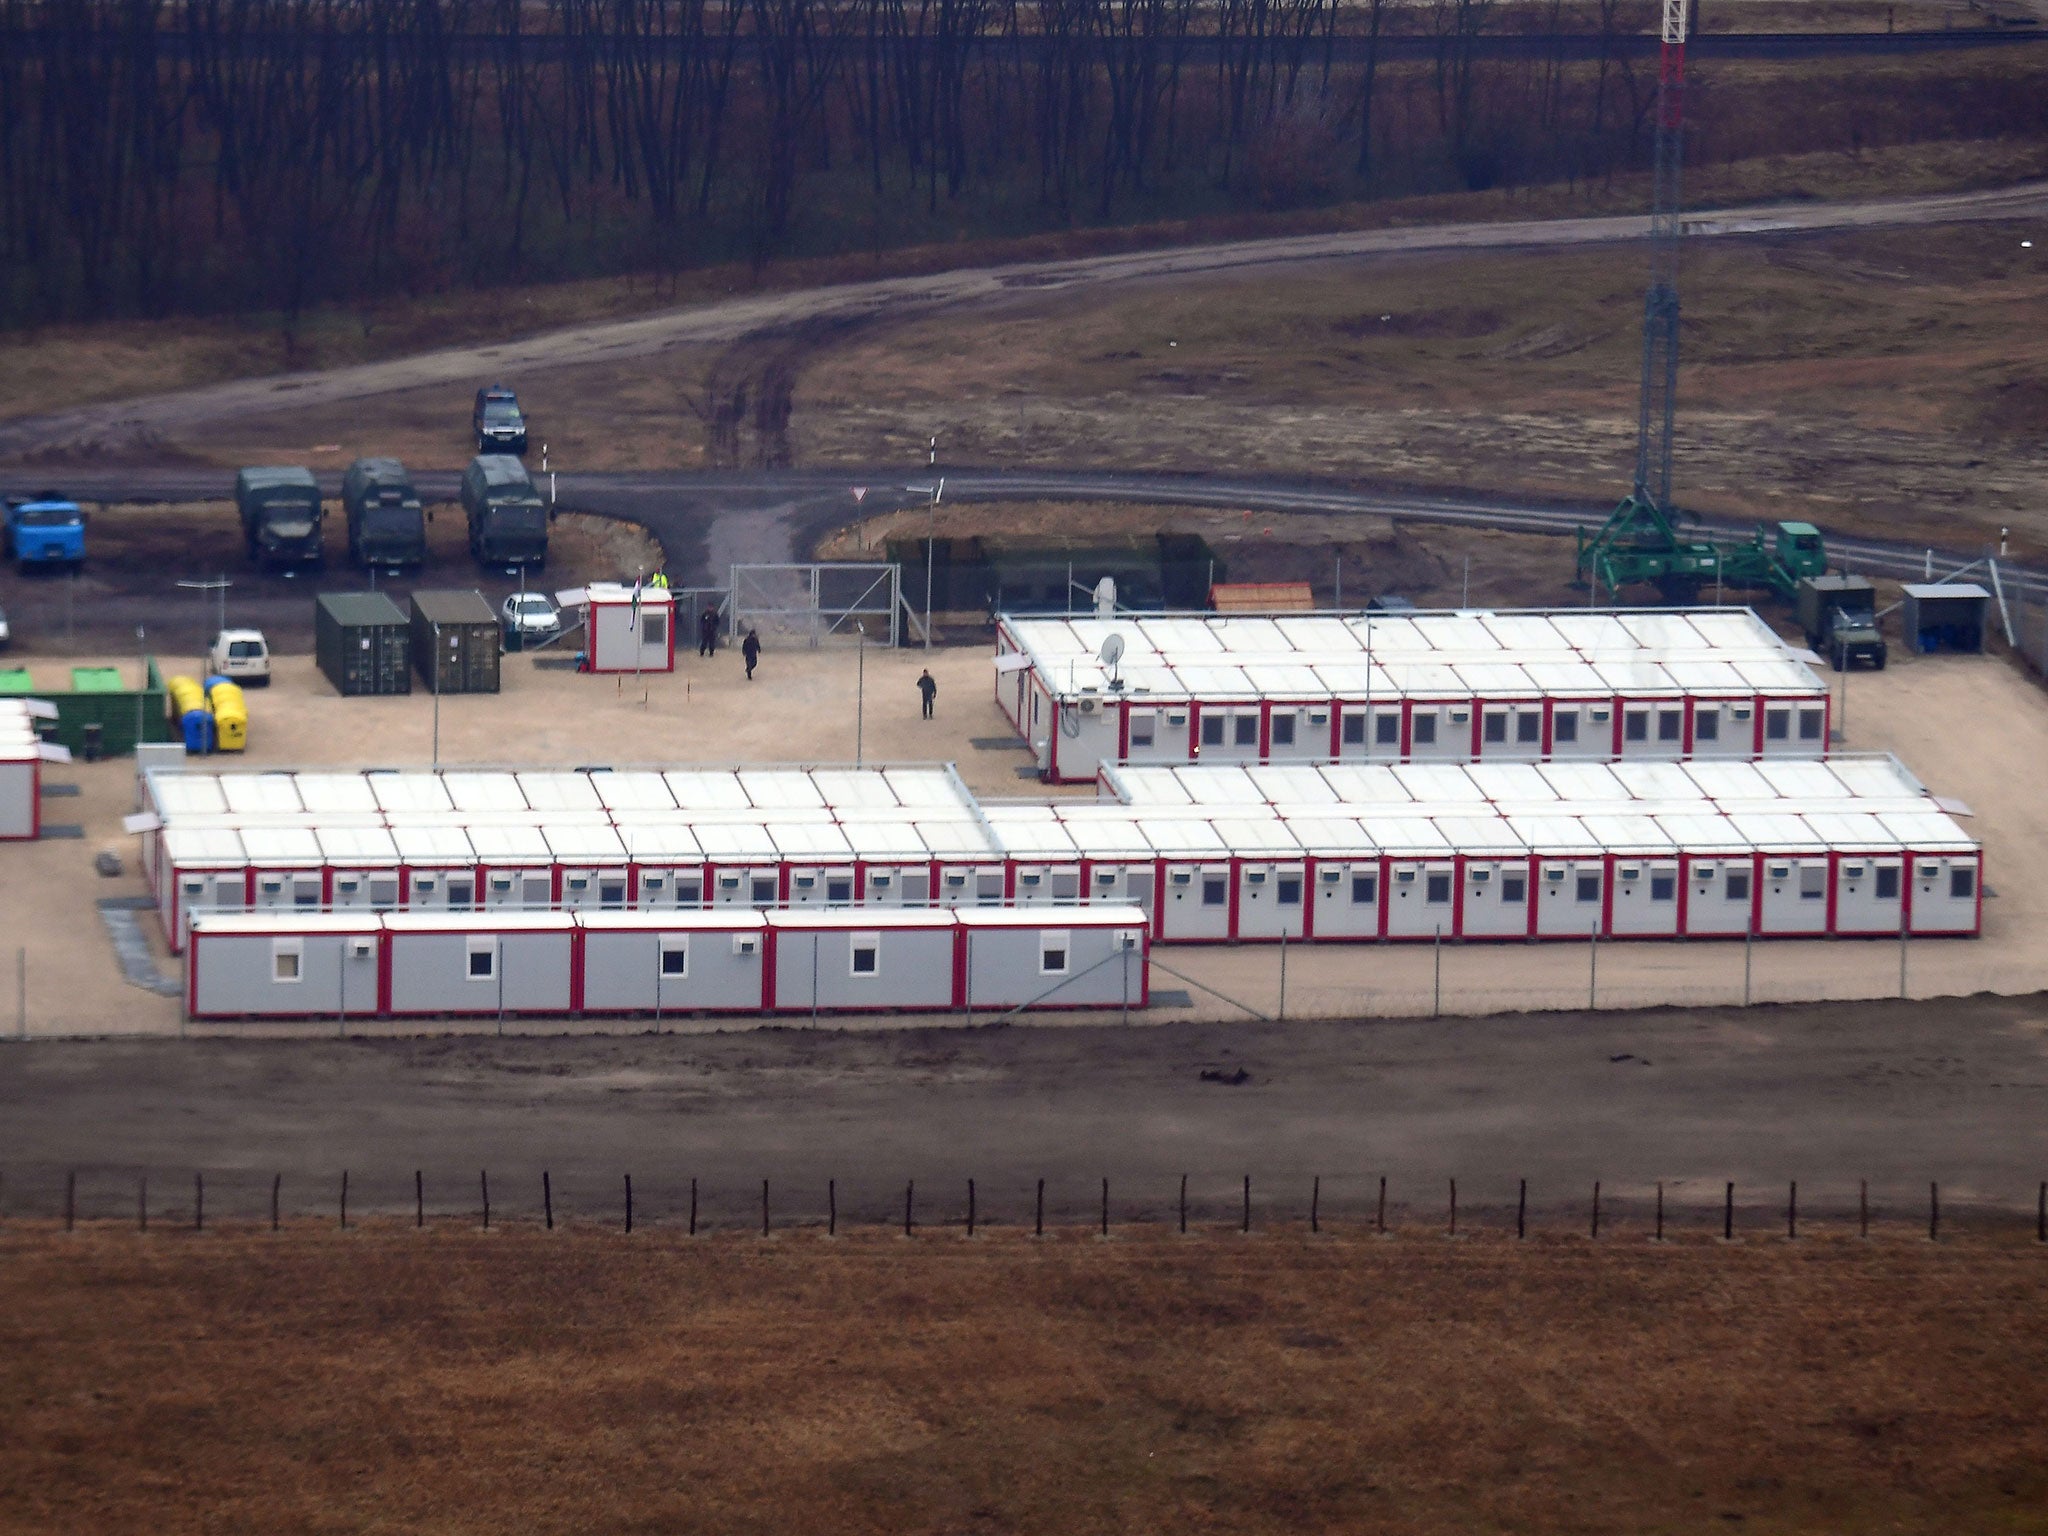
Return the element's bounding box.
[4,491,86,574]
[0,602,11,649]
[501,591,562,645]
[207,628,272,685]
[472,385,529,455]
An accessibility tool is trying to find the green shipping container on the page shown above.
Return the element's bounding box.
[315,592,413,697]
[409,589,501,694]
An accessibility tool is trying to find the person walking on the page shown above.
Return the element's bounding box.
[698,606,720,658]
[742,628,761,681]
[917,668,937,720]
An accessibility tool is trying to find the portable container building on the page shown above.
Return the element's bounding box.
[570,583,676,673]
[995,608,1831,782]
[409,590,501,694]
[315,592,413,696]
[956,908,1149,1010]
[1900,583,1989,654]
[0,737,40,838]
[381,911,574,1018]
[579,911,766,1013]
[766,909,958,1011]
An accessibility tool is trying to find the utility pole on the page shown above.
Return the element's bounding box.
[924,435,939,652]
[1635,0,1691,513]
[854,622,867,767]
[431,620,443,768]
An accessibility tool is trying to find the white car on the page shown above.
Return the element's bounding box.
[500,591,562,643]
[207,628,271,685]
[0,603,10,649]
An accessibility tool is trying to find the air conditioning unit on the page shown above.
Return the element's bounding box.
[1472,868,1492,883]
[1590,708,1611,723]
[1449,709,1470,724]
[1732,705,1752,720]
[871,873,893,889]
[1167,712,1187,726]
[733,935,759,956]
[1619,866,1640,882]
[348,937,374,959]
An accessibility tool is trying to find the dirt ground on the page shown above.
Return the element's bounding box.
[1,1226,2045,1535]
[0,503,664,659]
[2,626,2045,1039]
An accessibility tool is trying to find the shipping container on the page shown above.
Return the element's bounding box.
[315,592,413,697]
[409,590,501,694]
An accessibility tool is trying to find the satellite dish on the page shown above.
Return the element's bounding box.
[1093,575,1118,620]
[1099,632,1126,691]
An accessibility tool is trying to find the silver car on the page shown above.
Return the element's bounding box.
[500,591,561,643]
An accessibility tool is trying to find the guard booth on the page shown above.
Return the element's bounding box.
[570,583,677,673]
[1900,583,1988,655]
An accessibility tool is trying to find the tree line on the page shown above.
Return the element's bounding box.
[0,0,2041,329]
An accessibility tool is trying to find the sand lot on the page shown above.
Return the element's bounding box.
[0,633,2041,1039]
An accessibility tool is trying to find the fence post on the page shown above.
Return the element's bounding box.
[1860,1179,1868,1240]
[270,1174,281,1233]
[828,1179,836,1238]
[1787,1181,1797,1241]
[1101,1177,1109,1239]
[905,1180,915,1238]
[761,1179,770,1238]
[1654,1181,1664,1243]
[339,1170,348,1231]
[1242,1175,1251,1235]
[1590,1181,1600,1240]
[1724,1181,1734,1241]
[195,1171,204,1233]
[1178,1174,1187,1236]
[625,1175,634,1235]
[481,1171,491,1231]
[2038,1182,2045,1245]
[1432,927,1442,1018]
[1588,929,1598,1011]
[1377,1176,1387,1236]
[1036,1177,1045,1239]
[1448,1178,1457,1238]
[15,946,23,1040]
[967,1178,976,1238]
[1517,1179,1526,1240]
[542,1171,552,1232]
[1277,931,1287,1021]
[415,1170,424,1230]
[138,1175,146,1234]
[1743,925,1754,1006]
[65,1170,74,1233]
[1929,1181,1939,1242]
[1311,1175,1320,1236]
[1899,921,1909,999]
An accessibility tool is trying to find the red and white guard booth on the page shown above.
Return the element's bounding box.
[567,583,676,673]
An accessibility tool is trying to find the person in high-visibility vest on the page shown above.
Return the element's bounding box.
[649,571,670,590]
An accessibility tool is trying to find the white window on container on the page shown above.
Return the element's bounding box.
[1342,714,1366,745]
[1694,709,1720,742]
[1726,869,1751,903]
[1798,708,1825,741]
[1576,873,1601,903]
[1553,712,1579,744]
[272,940,303,983]
[1765,709,1790,741]
[1040,933,1070,975]
[1375,713,1400,746]
[1483,712,1507,744]
[1277,876,1302,906]
[1875,866,1901,900]
[1426,873,1452,904]
[827,877,853,903]
[1233,716,1257,747]
[1270,714,1295,747]
[659,939,689,977]
[1201,716,1225,747]
[976,873,1003,904]
[448,878,474,910]
[1202,876,1227,907]
[1129,713,1156,748]
[1650,872,1677,902]
[1351,874,1377,904]
[751,876,776,905]
[642,613,667,647]
[369,878,398,907]
[1411,714,1437,746]
[1516,713,1541,744]
[1654,710,1679,743]
[677,879,702,905]
[1800,866,1826,900]
[850,935,880,976]
[1950,865,1976,900]
[1624,710,1649,743]
[1501,873,1527,904]
[466,938,497,980]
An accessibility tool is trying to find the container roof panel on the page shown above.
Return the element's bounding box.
[1241,663,1329,695]
[578,910,764,932]
[883,768,974,809]
[735,771,826,809]
[1052,810,1157,859]
[985,814,1080,857]
[1344,615,1430,653]
[369,774,452,814]
[1480,614,1564,651]
[1731,813,1829,849]
[1802,812,1898,847]
[238,826,324,863]
[163,826,247,863]
[767,822,855,859]
[1282,816,1377,854]
[1607,763,1707,802]
[1307,662,1390,695]
[293,773,382,815]
[1360,817,1451,853]
[1316,764,1412,805]
[955,905,1148,930]
[389,825,475,863]
[1757,762,1850,800]
[692,823,781,859]
[614,821,704,859]
[152,774,229,818]
[1208,816,1303,857]
[1547,613,1636,653]
[442,772,528,812]
[1577,814,1674,853]
[1432,814,1524,854]
[544,823,629,861]
[1105,767,1189,806]
[514,771,604,811]
[1467,764,1557,803]
[1618,613,1710,651]
[834,819,928,860]
[1393,764,1487,802]
[1504,814,1603,854]
[1377,662,1466,695]
[1171,664,1260,698]
[315,826,400,862]
[1682,761,1774,801]
[218,774,304,815]
[1143,618,1226,654]
[1245,765,1339,803]
[1139,817,1231,857]
[1594,661,1682,694]
[1878,811,1977,850]
[1826,758,1924,800]
[1115,665,1190,700]
[1661,659,1749,690]
[1174,766,1263,806]
[1687,610,1780,649]
[913,819,1002,858]
[1006,618,1086,657]
[1208,617,1293,654]
[1455,663,1541,696]
[1276,617,1360,652]
[810,769,903,809]
[590,770,678,812]
[1410,615,1500,653]
[1519,660,1609,693]
[465,824,553,862]
[1733,658,1826,692]
[662,770,753,810]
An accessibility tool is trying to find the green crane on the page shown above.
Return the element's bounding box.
[1574,0,1826,604]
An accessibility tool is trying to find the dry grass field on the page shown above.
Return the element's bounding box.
[3,1225,2045,1534]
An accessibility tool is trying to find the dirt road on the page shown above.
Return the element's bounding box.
[5,992,2046,1228]
[3,182,2042,463]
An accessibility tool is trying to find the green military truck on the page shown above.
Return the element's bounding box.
[460,454,548,571]
[341,457,426,571]
[1796,574,1887,672]
[234,466,325,571]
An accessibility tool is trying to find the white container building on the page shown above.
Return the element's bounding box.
[567,583,677,674]
[184,905,1151,1021]
[994,608,1832,782]
[146,758,1981,951]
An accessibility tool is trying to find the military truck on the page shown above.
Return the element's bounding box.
[341,457,426,570]
[1796,573,1887,672]
[234,466,325,570]
[460,454,549,570]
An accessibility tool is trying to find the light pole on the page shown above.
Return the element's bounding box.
[431,619,442,768]
[854,622,866,767]
[910,434,941,651]
[134,624,146,752]
[176,575,231,651]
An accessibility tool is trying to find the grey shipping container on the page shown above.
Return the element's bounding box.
[410,589,501,694]
[315,592,413,697]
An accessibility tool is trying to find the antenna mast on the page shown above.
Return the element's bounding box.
[1634,0,1689,510]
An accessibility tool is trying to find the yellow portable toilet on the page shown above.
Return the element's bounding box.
[207,679,249,753]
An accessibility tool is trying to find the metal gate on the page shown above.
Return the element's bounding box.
[729,563,901,648]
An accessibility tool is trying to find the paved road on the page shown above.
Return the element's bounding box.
[3,993,2045,1227]
[4,180,2044,462]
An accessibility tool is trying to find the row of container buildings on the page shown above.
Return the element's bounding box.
[0,698,66,839]
[185,905,1148,1022]
[994,608,1834,781]
[138,755,1981,949]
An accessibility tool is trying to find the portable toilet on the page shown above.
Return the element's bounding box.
[208,678,249,752]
